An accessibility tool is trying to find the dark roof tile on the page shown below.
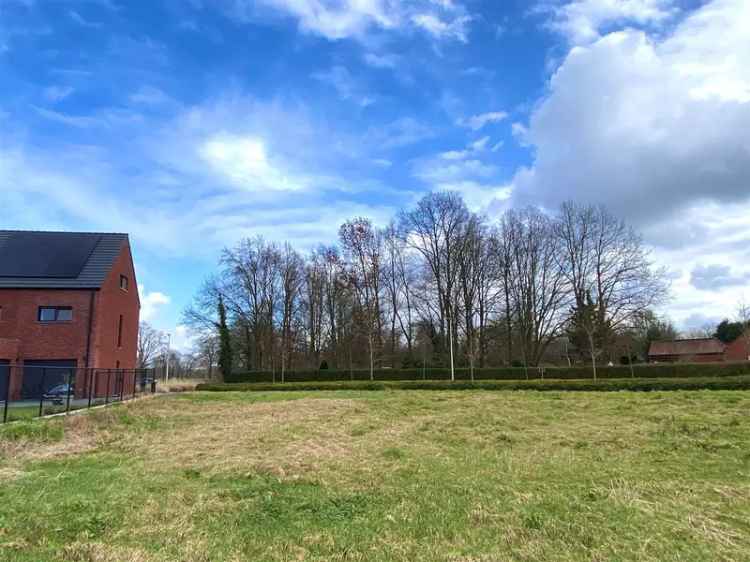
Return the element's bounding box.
[0,231,128,289]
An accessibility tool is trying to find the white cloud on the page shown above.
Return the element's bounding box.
[171,324,198,354]
[139,285,171,322]
[543,0,678,44]
[413,144,510,209]
[458,111,509,130]
[199,133,309,192]
[226,0,473,42]
[411,12,471,42]
[512,0,750,218]
[470,136,490,151]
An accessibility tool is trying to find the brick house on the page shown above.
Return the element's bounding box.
[648,338,726,363]
[0,231,140,400]
[724,332,750,362]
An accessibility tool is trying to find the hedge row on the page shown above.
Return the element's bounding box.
[197,375,750,393]
[225,361,750,384]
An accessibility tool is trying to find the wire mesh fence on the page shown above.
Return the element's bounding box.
[0,365,156,424]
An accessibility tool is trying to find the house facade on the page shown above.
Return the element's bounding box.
[0,231,140,400]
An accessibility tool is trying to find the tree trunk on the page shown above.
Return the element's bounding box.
[588,331,597,381]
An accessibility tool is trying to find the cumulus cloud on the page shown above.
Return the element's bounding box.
[139,285,170,322]
[511,0,750,223]
[542,0,678,44]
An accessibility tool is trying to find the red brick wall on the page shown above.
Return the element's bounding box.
[91,242,140,373]
[0,288,95,365]
[725,335,750,362]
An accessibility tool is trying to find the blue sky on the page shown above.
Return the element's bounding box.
[2,0,749,348]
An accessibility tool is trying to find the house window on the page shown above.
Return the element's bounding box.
[117,314,124,348]
[38,306,73,322]
[120,275,128,291]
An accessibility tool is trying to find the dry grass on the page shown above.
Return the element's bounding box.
[155,378,207,393]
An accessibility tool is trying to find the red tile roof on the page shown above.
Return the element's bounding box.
[649,338,726,357]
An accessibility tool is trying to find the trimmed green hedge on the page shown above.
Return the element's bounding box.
[197,375,750,393]
[224,362,750,384]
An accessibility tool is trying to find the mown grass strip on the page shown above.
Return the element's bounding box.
[197,375,750,393]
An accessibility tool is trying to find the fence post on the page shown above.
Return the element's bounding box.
[151,370,156,394]
[2,367,10,424]
[65,368,73,413]
[87,369,94,409]
[38,368,46,418]
[105,370,111,405]
[119,371,124,402]
[132,370,137,400]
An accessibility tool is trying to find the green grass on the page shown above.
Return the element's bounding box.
[1,390,749,561]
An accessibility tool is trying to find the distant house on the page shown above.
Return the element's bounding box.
[648,338,726,363]
[0,231,140,400]
[724,332,750,362]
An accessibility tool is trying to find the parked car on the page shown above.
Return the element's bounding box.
[42,383,73,405]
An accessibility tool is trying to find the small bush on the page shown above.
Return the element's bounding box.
[197,375,750,393]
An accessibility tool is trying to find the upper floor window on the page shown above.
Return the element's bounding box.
[120,275,129,291]
[38,306,73,322]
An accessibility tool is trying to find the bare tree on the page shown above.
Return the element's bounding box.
[339,217,383,379]
[556,202,668,371]
[505,207,570,367]
[399,192,470,380]
[137,322,165,369]
[197,332,219,379]
[279,243,304,381]
[382,222,416,366]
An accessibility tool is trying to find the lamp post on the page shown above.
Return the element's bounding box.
[165,332,172,382]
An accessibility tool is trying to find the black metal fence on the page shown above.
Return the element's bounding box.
[0,365,157,424]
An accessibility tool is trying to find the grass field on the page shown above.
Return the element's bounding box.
[1,390,749,561]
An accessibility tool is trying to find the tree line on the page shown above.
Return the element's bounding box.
[183,192,670,380]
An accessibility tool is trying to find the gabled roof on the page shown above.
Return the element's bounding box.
[0,231,129,289]
[649,338,726,357]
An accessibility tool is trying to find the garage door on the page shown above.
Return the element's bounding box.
[22,360,76,400]
[0,360,8,401]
